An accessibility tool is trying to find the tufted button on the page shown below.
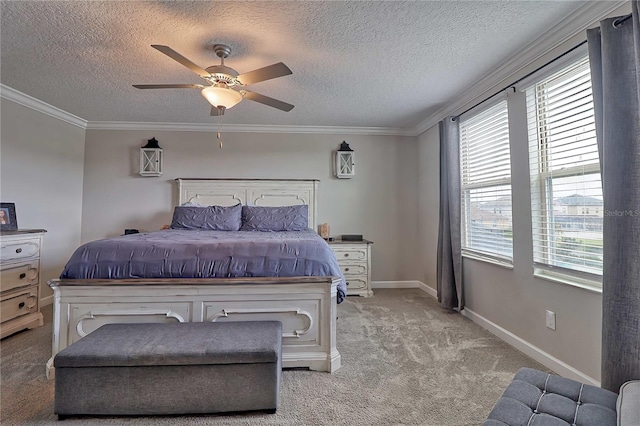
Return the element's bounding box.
[533,410,539,414]
[576,401,582,405]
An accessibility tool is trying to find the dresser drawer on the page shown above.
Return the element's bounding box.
[332,247,368,262]
[1,238,40,262]
[1,287,38,323]
[338,262,367,276]
[1,261,38,293]
[344,277,367,291]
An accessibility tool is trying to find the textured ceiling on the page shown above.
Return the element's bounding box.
[1,1,589,130]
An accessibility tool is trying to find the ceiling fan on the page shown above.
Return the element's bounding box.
[133,44,294,116]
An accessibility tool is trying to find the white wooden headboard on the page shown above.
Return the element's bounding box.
[176,178,319,230]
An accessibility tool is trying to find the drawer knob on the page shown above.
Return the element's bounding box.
[344,267,350,272]
[15,248,22,254]
[346,282,350,286]
[344,253,349,257]
[18,302,25,309]
[19,273,26,279]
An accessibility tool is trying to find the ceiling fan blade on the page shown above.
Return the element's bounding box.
[151,45,210,78]
[132,84,205,89]
[237,62,292,85]
[210,106,225,116]
[243,90,294,112]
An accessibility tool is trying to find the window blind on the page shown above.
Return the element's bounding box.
[526,57,603,278]
[460,100,513,261]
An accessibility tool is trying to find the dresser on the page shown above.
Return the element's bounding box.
[329,239,373,297]
[0,229,46,339]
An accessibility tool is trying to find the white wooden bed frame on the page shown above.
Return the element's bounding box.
[47,178,341,378]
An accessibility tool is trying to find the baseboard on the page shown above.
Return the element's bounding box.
[461,307,600,387]
[40,295,53,307]
[371,281,437,299]
[418,282,437,299]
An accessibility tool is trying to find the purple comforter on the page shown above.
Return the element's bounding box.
[60,229,347,303]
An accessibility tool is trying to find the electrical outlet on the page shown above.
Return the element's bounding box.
[546,310,556,330]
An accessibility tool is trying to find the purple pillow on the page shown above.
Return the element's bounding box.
[170,204,242,231]
[240,205,309,231]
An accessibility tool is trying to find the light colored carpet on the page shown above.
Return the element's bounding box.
[1,289,549,425]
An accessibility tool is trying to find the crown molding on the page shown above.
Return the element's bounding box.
[0,84,87,129]
[413,0,627,135]
[1,84,414,136]
[85,121,415,136]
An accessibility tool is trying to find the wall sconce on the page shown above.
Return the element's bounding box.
[335,141,355,179]
[140,137,163,177]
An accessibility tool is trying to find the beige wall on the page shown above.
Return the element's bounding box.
[419,117,603,383]
[459,89,603,382]
[0,99,86,299]
[415,113,603,381]
[414,20,628,381]
[81,129,420,281]
[417,125,440,290]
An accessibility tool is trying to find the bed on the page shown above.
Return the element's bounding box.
[47,178,343,378]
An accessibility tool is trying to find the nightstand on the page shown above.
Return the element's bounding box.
[328,238,373,297]
[0,229,46,338]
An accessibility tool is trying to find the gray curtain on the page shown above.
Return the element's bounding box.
[437,117,463,310]
[587,1,640,393]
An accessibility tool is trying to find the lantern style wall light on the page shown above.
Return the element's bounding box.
[335,141,355,179]
[139,137,163,177]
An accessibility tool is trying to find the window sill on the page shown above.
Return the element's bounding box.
[462,252,514,270]
[533,269,602,294]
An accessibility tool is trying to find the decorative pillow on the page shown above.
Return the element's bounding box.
[170,204,242,231]
[240,205,309,231]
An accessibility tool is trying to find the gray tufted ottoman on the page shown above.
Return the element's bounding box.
[54,321,282,419]
[484,367,618,426]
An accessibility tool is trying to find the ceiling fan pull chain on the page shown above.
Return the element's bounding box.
[217,112,223,148]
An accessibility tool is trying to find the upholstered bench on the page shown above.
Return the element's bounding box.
[54,321,282,419]
[484,367,640,426]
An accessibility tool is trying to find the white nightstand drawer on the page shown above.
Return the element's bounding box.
[1,261,39,293]
[0,287,38,323]
[345,277,367,291]
[338,263,367,276]
[328,239,373,297]
[1,238,40,262]
[332,247,368,261]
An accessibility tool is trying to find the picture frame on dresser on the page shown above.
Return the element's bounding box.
[0,203,18,231]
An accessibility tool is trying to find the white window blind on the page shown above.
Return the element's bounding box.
[460,100,513,261]
[526,56,603,278]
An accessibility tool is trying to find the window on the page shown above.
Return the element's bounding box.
[460,100,513,261]
[527,57,603,279]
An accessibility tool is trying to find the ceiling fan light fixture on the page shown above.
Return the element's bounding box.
[201,85,243,109]
[134,44,293,113]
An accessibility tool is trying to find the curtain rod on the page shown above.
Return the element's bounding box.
[613,13,632,27]
[454,39,588,120]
